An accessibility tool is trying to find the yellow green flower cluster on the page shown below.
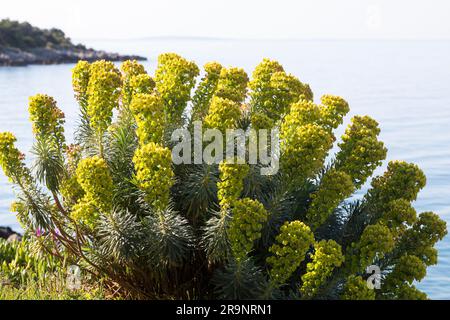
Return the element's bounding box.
[394,284,428,300]
[249,59,283,118]
[28,94,65,149]
[86,60,122,135]
[217,160,249,210]
[335,116,387,188]
[215,67,249,104]
[130,61,177,210]
[133,142,174,210]
[341,275,375,300]
[379,198,417,236]
[0,132,30,184]
[367,160,426,207]
[250,58,284,85]
[60,144,84,206]
[380,253,429,299]
[129,74,155,96]
[268,72,312,114]
[228,198,269,261]
[386,254,427,286]
[129,93,165,145]
[306,170,354,230]
[411,212,447,246]
[267,221,314,285]
[191,62,223,121]
[204,96,242,132]
[60,174,85,208]
[349,223,395,272]
[65,144,83,174]
[0,135,34,230]
[280,99,321,130]
[76,156,113,213]
[399,211,447,266]
[120,60,148,107]
[358,162,443,296]
[300,240,344,298]
[71,199,99,231]
[249,59,312,123]
[250,111,276,130]
[280,123,334,185]
[280,95,349,134]
[279,97,349,186]
[121,60,146,80]
[154,53,199,124]
[319,95,350,130]
[72,60,91,108]
[10,200,32,230]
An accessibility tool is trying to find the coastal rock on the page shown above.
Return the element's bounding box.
[0,19,146,66]
[0,226,22,240]
[7,233,22,242]
[0,45,146,66]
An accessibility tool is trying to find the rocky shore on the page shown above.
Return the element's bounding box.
[0,19,146,66]
[0,45,146,66]
[0,226,22,242]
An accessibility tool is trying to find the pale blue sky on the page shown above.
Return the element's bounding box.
[2,0,450,40]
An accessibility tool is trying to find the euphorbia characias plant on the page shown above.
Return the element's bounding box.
[0,52,446,300]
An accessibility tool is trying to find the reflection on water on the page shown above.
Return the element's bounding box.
[1,39,450,299]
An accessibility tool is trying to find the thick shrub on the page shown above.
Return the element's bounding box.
[0,55,446,300]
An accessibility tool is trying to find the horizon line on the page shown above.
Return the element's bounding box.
[72,35,450,42]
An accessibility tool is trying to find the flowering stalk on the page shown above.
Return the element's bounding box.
[267,221,314,286]
[191,62,223,121]
[300,240,344,298]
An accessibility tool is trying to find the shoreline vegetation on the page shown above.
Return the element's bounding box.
[0,19,146,66]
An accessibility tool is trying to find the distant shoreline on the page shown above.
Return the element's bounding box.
[0,19,146,66]
[0,46,146,67]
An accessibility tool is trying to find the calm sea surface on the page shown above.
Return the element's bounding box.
[1,39,450,298]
